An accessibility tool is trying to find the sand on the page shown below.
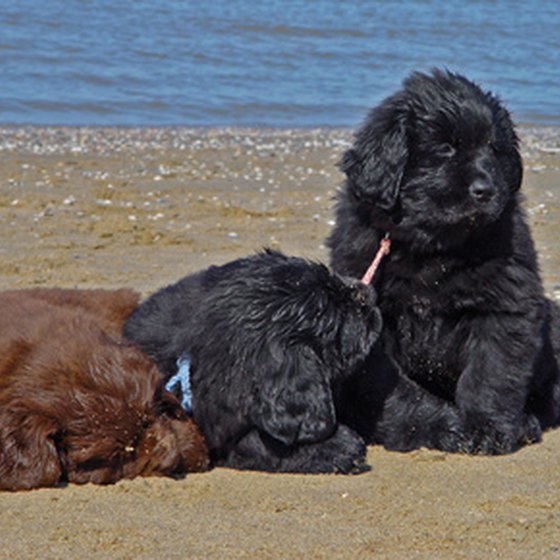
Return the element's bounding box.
[0,125,559,559]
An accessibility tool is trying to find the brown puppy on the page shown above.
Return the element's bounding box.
[0,288,209,491]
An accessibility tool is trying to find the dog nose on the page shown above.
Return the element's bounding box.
[469,180,494,203]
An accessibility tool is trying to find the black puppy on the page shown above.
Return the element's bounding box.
[124,250,382,473]
[328,69,560,454]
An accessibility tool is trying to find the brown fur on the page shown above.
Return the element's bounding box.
[0,288,209,491]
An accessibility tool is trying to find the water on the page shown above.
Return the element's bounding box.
[0,0,558,127]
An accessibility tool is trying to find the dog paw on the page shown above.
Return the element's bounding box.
[304,424,369,474]
[378,411,468,454]
[223,425,370,474]
[435,428,468,454]
[518,413,542,445]
[465,415,542,455]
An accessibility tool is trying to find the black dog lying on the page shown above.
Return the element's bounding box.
[124,250,382,473]
[328,69,560,454]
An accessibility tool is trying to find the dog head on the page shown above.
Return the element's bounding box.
[233,252,383,446]
[60,335,209,484]
[265,255,383,373]
[258,259,382,439]
[130,390,210,478]
[341,69,523,250]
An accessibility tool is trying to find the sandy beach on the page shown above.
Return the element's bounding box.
[1,125,559,559]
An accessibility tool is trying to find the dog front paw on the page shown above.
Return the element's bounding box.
[325,424,370,474]
[465,414,542,455]
[224,424,370,474]
[277,424,369,474]
[518,413,542,446]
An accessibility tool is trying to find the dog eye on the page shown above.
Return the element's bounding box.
[436,143,456,157]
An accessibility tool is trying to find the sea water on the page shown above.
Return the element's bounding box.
[0,0,558,126]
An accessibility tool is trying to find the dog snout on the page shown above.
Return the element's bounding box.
[469,179,495,203]
[350,282,377,306]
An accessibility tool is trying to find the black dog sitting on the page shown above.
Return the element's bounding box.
[328,69,560,454]
[124,250,382,473]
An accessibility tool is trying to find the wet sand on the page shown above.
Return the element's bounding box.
[0,125,559,559]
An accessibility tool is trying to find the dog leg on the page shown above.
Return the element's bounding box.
[223,424,368,474]
[532,298,560,428]
[372,374,467,452]
[338,352,466,452]
[455,314,544,454]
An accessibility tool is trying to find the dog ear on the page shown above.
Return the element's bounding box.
[510,151,523,193]
[339,299,383,366]
[491,103,523,194]
[251,343,336,447]
[0,413,62,490]
[507,146,523,193]
[341,101,409,212]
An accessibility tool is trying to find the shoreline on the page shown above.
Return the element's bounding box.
[1,123,560,150]
[0,125,559,558]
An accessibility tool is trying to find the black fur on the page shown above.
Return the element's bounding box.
[124,250,382,473]
[328,69,560,454]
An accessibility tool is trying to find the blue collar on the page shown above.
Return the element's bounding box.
[165,353,193,413]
